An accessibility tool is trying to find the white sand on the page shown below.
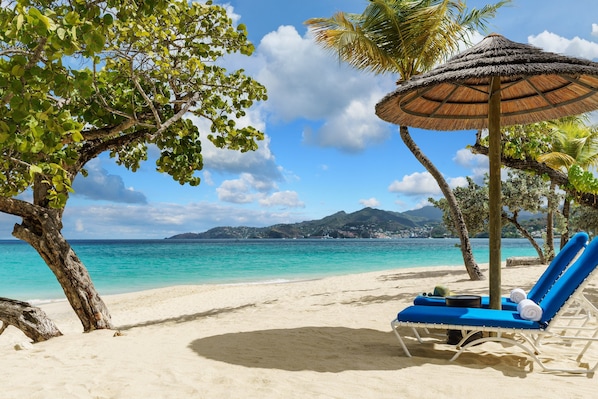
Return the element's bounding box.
[1,263,597,398]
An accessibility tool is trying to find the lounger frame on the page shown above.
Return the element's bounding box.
[391,268,598,375]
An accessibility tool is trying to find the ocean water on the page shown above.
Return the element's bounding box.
[0,238,544,302]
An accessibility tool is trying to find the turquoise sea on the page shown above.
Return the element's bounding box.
[0,238,545,303]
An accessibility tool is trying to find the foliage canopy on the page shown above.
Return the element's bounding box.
[0,0,267,208]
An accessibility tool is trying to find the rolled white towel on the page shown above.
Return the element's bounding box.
[509,288,527,304]
[517,299,543,321]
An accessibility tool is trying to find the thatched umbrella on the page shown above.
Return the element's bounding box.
[376,34,598,309]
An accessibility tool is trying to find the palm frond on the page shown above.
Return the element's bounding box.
[305,0,511,81]
[305,12,400,75]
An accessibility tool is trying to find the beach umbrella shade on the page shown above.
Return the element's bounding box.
[375,33,598,309]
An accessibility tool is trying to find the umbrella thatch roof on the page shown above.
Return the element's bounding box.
[375,34,598,131]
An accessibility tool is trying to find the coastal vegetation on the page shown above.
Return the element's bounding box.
[431,117,598,263]
[431,171,561,264]
[306,0,510,281]
[0,0,266,335]
[471,118,598,239]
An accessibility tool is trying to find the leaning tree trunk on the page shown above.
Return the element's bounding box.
[505,213,546,264]
[399,126,485,280]
[12,208,113,332]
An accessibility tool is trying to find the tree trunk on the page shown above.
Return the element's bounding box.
[12,209,113,332]
[505,213,546,264]
[0,297,62,342]
[399,126,484,280]
[561,197,571,249]
[545,181,556,260]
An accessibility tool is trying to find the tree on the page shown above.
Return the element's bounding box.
[472,118,598,249]
[0,0,267,332]
[429,177,487,237]
[431,170,560,263]
[501,170,562,262]
[306,0,509,280]
[537,119,598,247]
[570,204,598,238]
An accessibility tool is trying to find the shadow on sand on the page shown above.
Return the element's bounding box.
[189,326,531,376]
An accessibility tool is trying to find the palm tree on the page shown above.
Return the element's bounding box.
[538,118,598,249]
[306,0,509,280]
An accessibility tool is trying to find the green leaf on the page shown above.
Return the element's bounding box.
[29,164,42,176]
[64,11,80,26]
[16,14,24,31]
[103,14,114,26]
[56,27,66,40]
[28,7,55,31]
[11,64,24,77]
[83,31,105,53]
[71,131,84,142]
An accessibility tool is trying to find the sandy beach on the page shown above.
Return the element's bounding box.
[1,262,597,398]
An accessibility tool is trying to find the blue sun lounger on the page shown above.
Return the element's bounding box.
[413,232,589,310]
[391,235,598,374]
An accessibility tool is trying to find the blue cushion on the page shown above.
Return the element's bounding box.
[413,295,518,311]
[397,305,541,329]
[539,236,598,323]
[411,232,589,311]
[527,232,588,303]
[400,235,598,330]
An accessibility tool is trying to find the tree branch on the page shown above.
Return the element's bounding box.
[0,197,39,220]
[79,118,138,142]
[470,142,598,209]
[131,69,162,128]
[75,127,151,173]
[0,297,62,342]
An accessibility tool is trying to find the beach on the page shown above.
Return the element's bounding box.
[1,262,597,398]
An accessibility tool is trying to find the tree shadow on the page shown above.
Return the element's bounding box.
[378,269,468,282]
[116,304,256,330]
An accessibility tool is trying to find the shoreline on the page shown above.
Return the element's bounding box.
[1,263,597,398]
[23,263,468,305]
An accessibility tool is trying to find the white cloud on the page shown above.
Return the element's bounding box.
[216,173,304,209]
[592,24,598,37]
[259,191,305,208]
[202,170,214,186]
[53,202,308,239]
[254,26,395,152]
[359,197,380,208]
[388,171,468,196]
[256,26,354,121]
[216,173,278,204]
[528,30,598,60]
[453,149,489,183]
[216,176,257,204]
[303,92,391,152]
[388,172,441,196]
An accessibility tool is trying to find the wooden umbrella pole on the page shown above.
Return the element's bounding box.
[488,76,502,310]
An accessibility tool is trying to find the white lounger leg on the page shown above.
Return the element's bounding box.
[391,319,412,357]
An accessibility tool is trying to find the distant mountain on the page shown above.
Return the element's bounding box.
[402,206,444,222]
[167,206,442,239]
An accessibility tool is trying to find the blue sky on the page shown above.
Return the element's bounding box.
[2,0,598,239]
